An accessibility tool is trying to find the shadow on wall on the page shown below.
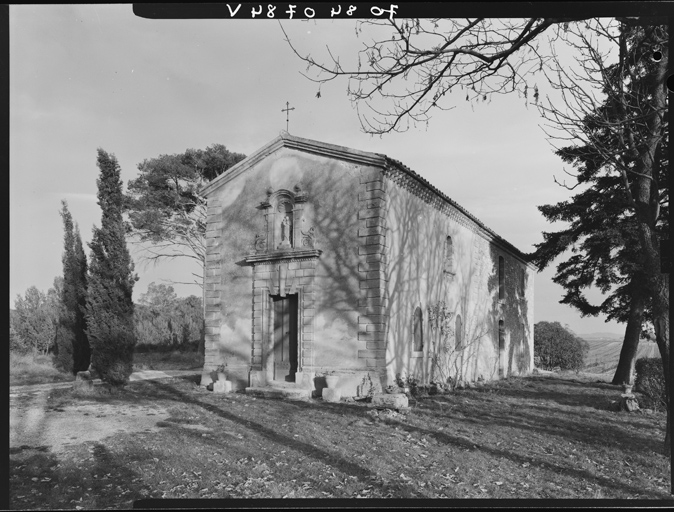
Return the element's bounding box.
[486,243,531,378]
[221,161,365,373]
[384,179,532,386]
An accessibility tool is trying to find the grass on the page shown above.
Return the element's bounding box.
[10,348,204,388]
[9,353,75,387]
[132,350,203,372]
[9,373,672,508]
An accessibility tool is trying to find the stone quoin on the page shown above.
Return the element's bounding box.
[200,133,535,398]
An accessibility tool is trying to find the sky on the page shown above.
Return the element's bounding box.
[10,5,627,336]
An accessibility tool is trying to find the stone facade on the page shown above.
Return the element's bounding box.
[200,133,534,396]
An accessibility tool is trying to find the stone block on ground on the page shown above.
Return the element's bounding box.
[619,394,639,412]
[73,379,94,392]
[213,380,232,393]
[200,372,213,387]
[371,393,408,409]
[322,388,342,403]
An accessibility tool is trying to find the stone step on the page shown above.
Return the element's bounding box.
[244,386,311,399]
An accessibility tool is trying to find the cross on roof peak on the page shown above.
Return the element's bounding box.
[281,101,295,132]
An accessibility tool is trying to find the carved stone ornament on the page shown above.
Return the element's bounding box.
[301,226,315,248]
[254,233,266,253]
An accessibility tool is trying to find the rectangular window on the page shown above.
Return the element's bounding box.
[498,256,505,301]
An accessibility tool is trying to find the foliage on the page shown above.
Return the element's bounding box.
[12,283,60,356]
[394,373,419,395]
[284,15,670,448]
[134,282,204,348]
[532,23,668,323]
[534,321,589,371]
[426,301,455,384]
[9,352,74,386]
[125,144,246,285]
[54,201,90,374]
[635,357,667,411]
[86,149,138,386]
[9,323,26,353]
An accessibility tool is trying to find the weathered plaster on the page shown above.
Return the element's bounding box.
[202,134,534,395]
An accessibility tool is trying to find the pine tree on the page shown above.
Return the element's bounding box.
[86,149,138,386]
[55,201,91,374]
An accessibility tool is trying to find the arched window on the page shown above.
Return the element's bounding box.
[455,314,463,350]
[413,307,423,352]
[498,319,506,377]
[444,236,454,274]
[498,256,505,301]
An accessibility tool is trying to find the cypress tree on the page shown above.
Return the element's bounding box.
[86,149,138,386]
[55,201,90,373]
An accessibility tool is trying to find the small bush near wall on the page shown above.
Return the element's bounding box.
[635,357,667,411]
[534,321,588,371]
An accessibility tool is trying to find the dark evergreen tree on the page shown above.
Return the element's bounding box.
[86,149,138,386]
[54,201,90,374]
[531,24,668,387]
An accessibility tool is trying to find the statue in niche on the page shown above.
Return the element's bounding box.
[278,215,292,249]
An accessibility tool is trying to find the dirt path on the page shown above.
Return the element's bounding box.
[9,371,199,454]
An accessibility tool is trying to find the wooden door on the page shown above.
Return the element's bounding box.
[273,294,298,382]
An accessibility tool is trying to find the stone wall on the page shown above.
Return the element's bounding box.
[202,134,534,394]
[382,163,534,386]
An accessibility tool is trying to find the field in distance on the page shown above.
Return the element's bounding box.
[581,332,659,376]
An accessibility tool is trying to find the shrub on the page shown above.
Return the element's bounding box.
[635,357,667,411]
[534,321,588,371]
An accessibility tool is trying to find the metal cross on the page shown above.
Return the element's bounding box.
[281,101,295,132]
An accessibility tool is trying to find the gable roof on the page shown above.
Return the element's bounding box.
[201,132,532,266]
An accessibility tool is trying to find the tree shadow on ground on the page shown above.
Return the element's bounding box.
[145,380,432,497]
[264,391,669,498]
[468,378,619,410]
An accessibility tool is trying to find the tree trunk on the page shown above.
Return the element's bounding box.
[612,276,647,385]
[626,27,669,453]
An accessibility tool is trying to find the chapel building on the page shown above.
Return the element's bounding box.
[200,133,534,397]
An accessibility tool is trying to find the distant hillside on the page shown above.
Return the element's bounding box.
[583,335,660,375]
[578,332,623,341]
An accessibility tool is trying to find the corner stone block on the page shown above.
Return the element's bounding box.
[359,189,386,201]
[365,323,386,332]
[359,315,386,324]
[365,181,386,192]
[358,331,386,342]
[358,245,386,256]
[365,269,387,280]
[372,393,408,409]
[358,349,386,359]
[365,252,387,263]
[322,388,342,402]
[365,341,387,350]
[358,227,385,237]
[359,168,383,183]
[365,235,387,247]
[358,208,384,220]
[366,358,387,368]
[366,217,387,228]
[363,287,387,298]
[366,199,385,209]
